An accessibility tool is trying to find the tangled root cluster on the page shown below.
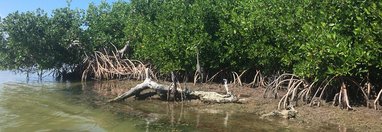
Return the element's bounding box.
[261,73,382,110]
[81,49,154,81]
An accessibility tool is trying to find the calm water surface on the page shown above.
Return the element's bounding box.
[0,71,313,132]
[0,71,144,131]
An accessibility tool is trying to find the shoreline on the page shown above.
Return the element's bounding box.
[93,80,382,131]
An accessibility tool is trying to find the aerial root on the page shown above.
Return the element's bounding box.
[206,69,224,83]
[257,73,309,110]
[374,89,382,110]
[332,82,353,110]
[81,49,151,81]
[309,77,335,107]
[249,70,266,88]
[263,73,300,99]
[277,79,306,110]
[231,70,246,86]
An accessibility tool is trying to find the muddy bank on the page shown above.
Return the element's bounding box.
[90,80,382,131]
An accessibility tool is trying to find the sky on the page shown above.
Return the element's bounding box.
[0,0,121,18]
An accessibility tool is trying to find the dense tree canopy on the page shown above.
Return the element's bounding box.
[0,0,381,83]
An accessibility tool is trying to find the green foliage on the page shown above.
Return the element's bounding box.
[84,1,129,50]
[126,0,211,73]
[293,1,382,79]
[0,17,6,69]
[0,6,84,72]
[1,9,50,71]
[49,6,84,68]
[1,0,382,81]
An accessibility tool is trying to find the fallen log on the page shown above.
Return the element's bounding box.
[109,68,239,103]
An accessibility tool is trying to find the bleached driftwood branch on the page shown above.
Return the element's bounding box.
[109,68,239,103]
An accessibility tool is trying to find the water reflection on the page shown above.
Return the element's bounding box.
[224,112,230,128]
[0,77,140,131]
[90,80,140,98]
[0,71,334,132]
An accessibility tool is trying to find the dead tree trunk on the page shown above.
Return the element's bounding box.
[109,68,239,103]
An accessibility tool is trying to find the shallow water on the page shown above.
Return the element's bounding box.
[0,71,307,131]
[0,71,143,131]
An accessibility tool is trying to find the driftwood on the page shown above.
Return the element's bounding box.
[190,91,238,103]
[260,107,298,119]
[109,68,239,103]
